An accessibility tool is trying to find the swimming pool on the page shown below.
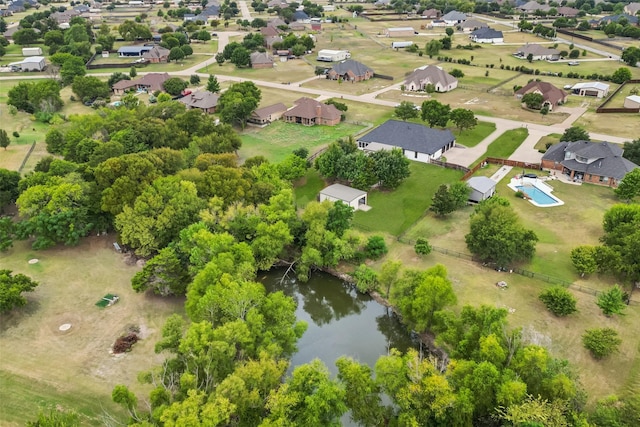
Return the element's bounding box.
[516,185,559,205]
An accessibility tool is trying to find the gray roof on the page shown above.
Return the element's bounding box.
[321,184,367,202]
[330,59,374,77]
[405,65,458,88]
[118,46,151,54]
[471,27,503,39]
[179,90,219,110]
[250,51,273,65]
[442,10,467,21]
[515,44,560,56]
[542,141,638,180]
[599,14,638,24]
[251,102,288,119]
[358,120,455,155]
[467,176,496,193]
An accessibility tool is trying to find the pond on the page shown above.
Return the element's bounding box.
[260,268,418,375]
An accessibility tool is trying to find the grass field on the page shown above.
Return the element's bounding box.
[238,120,365,163]
[603,83,640,108]
[0,237,184,426]
[472,128,529,166]
[573,108,640,140]
[455,121,496,148]
[294,168,325,208]
[198,58,315,83]
[352,162,464,235]
[535,133,563,151]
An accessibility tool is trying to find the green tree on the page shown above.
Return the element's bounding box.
[430,182,470,216]
[71,76,110,101]
[217,81,261,129]
[0,217,15,251]
[0,270,39,313]
[44,30,64,47]
[450,108,477,133]
[621,46,640,66]
[394,101,419,121]
[391,264,457,331]
[600,204,640,282]
[13,28,39,46]
[129,66,137,78]
[60,56,86,85]
[370,147,410,189]
[582,328,622,359]
[414,237,432,256]
[190,74,201,85]
[336,357,386,426]
[421,99,451,127]
[521,92,545,109]
[465,197,538,266]
[131,246,190,295]
[45,128,66,154]
[365,235,387,259]
[539,286,578,316]
[596,285,627,317]
[326,201,353,237]
[163,77,188,96]
[614,168,640,202]
[446,27,454,37]
[623,138,640,165]
[570,245,598,277]
[353,264,378,293]
[216,52,225,65]
[497,395,570,427]
[425,39,442,58]
[611,67,632,84]
[0,168,20,212]
[231,46,251,67]
[181,44,194,57]
[26,408,80,427]
[0,129,9,150]
[561,126,589,142]
[379,259,402,298]
[206,74,221,93]
[168,46,186,62]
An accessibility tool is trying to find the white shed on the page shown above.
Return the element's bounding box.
[623,95,640,109]
[467,176,496,203]
[319,184,368,210]
[8,56,46,71]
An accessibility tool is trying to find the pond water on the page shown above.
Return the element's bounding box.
[260,269,418,375]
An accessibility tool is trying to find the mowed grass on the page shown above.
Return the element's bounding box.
[294,168,325,208]
[472,128,529,166]
[573,109,639,140]
[352,162,464,235]
[238,120,365,163]
[454,121,496,147]
[0,237,184,426]
[198,58,315,83]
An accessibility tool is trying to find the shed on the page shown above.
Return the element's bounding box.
[319,184,368,210]
[467,176,496,202]
[385,27,415,37]
[8,56,46,71]
[623,95,640,109]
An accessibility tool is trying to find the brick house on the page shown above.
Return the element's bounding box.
[250,52,274,69]
[111,73,170,95]
[515,81,567,111]
[283,97,342,126]
[327,60,374,82]
[178,90,220,114]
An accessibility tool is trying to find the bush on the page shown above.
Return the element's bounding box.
[515,191,525,198]
[414,238,432,256]
[582,328,621,359]
[539,286,577,316]
[353,264,378,293]
[12,131,19,138]
[596,285,627,317]
[365,236,388,259]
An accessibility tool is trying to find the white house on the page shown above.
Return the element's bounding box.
[404,65,458,92]
[442,10,467,26]
[571,82,610,98]
[319,184,368,210]
[467,176,497,203]
[470,27,503,43]
[357,120,456,164]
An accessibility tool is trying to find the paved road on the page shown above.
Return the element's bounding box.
[238,1,252,21]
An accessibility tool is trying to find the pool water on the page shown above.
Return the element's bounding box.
[516,185,559,205]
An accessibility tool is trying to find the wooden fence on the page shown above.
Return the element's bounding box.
[460,157,541,181]
[596,79,640,113]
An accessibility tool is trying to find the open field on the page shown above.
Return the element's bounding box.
[604,83,640,108]
[238,120,364,163]
[0,237,184,426]
[373,241,640,404]
[352,162,464,235]
[573,108,640,140]
[198,58,315,83]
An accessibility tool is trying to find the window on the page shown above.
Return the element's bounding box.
[576,155,588,163]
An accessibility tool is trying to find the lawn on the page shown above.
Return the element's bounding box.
[454,121,496,148]
[472,128,529,166]
[573,109,639,140]
[352,162,464,235]
[294,168,325,208]
[238,121,366,163]
[603,83,640,108]
[198,58,315,83]
[0,237,184,426]
[535,133,563,151]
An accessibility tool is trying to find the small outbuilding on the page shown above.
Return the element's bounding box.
[319,184,368,210]
[467,176,497,202]
[8,56,46,71]
[623,95,640,109]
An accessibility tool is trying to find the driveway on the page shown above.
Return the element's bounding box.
[238,1,252,21]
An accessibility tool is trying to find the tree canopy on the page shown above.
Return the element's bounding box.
[0,270,39,313]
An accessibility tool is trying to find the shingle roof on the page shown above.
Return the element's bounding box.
[515,44,560,56]
[557,6,579,15]
[321,184,367,202]
[442,10,467,21]
[293,10,309,20]
[467,176,496,193]
[542,141,638,180]
[142,46,169,59]
[118,46,151,54]
[404,65,458,88]
[285,97,341,121]
[250,51,273,65]
[112,73,170,91]
[599,13,638,24]
[251,103,288,119]
[515,81,567,106]
[179,90,219,110]
[358,120,455,155]
[330,59,374,77]
[460,19,487,29]
[471,27,503,39]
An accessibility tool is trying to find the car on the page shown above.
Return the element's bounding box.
[568,61,579,66]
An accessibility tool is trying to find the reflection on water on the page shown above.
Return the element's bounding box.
[260,268,418,375]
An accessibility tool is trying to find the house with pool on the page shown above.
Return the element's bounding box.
[541,140,639,187]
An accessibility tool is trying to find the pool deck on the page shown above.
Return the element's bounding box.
[508,177,565,207]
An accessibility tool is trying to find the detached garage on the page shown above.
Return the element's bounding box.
[467,176,496,203]
[319,184,368,210]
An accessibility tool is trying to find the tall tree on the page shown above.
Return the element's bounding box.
[370,148,410,189]
[217,81,261,129]
[421,99,451,128]
[0,168,20,212]
[206,74,221,93]
[450,108,478,133]
[394,101,418,121]
[614,168,640,202]
[561,126,589,142]
[0,129,10,150]
[0,270,39,313]
[623,138,640,165]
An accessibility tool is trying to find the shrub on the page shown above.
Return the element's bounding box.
[12,131,19,138]
[353,264,378,293]
[539,286,577,316]
[596,285,627,317]
[414,238,432,256]
[365,236,388,259]
[582,328,621,359]
[515,191,525,198]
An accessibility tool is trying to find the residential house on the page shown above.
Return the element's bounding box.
[183,13,196,21]
[470,27,503,43]
[518,1,550,12]
[431,19,447,27]
[248,103,288,124]
[571,82,610,98]
[319,184,368,210]
[118,46,154,57]
[357,119,456,164]
[385,27,415,37]
[598,14,638,26]
[623,95,640,109]
[267,0,287,8]
[289,22,306,31]
[265,36,283,49]
[404,65,458,92]
[250,52,274,69]
[193,5,219,22]
[142,46,170,63]
[421,8,440,19]
[293,10,310,23]
[327,59,374,82]
[0,10,14,17]
[442,10,467,26]
[111,73,170,95]
[556,6,579,17]
[515,81,567,111]
[467,176,496,203]
[283,97,342,126]
[179,90,219,114]
[268,17,287,27]
[624,3,640,16]
[541,140,639,187]
[260,25,281,37]
[514,44,560,60]
[50,9,82,24]
[460,19,488,32]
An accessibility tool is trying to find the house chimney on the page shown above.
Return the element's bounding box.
[316,104,322,118]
